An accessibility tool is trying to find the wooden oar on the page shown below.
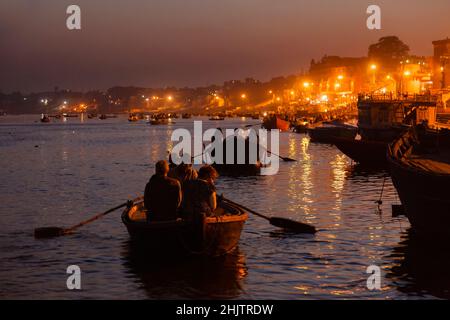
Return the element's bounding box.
[221,196,316,234]
[34,196,143,239]
[267,150,297,162]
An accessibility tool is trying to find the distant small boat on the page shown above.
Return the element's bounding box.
[182,113,192,119]
[262,116,290,131]
[128,114,139,122]
[99,114,108,120]
[209,115,225,121]
[62,113,78,118]
[122,199,248,256]
[40,114,50,123]
[213,163,267,176]
[149,118,171,125]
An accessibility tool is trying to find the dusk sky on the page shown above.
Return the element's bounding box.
[1,0,449,93]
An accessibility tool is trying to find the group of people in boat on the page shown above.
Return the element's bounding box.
[207,128,263,166]
[143,160,219,222]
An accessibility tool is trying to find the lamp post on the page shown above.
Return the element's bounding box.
[370,64,377,88]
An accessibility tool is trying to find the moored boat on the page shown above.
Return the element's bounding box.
[182,113,192,119]
[307,123,357,144]
[212,162,266,176]
[122,200,248,256]
[262,115,290,131]
[128,114,139,122]
[388,127,450,236]
[209,115,225,121]
[99,114,118,120]
[292,120,309,134]
[333,137,387,166]
[149,118,171,125]
[40,114,50,123]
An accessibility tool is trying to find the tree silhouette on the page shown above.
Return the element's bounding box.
[368,36,410,68]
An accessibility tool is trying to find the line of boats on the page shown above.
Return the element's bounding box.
[303,94,450,237]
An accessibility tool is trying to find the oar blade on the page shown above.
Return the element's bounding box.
[269,217,316,234]
[282,157,297,162]
[34,227,65,239]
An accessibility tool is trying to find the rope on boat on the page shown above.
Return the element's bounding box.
[375,176,386,209]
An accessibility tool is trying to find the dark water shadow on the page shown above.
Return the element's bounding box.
[345,163,390,179]
[121,240,248,299]
[268,229,317,240]
[386,229,450,299]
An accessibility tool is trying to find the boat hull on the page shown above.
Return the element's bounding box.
[262,116,290,132]
[388,155,450,235]
[308,126,357,144]
[388,129,450,235]
[212,163,263,176]
[122,201,248,256]
[334,137,387,166]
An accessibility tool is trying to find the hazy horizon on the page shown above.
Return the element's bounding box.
[1,0,449,93]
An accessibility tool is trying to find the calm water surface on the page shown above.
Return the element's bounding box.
[0,115,448,299]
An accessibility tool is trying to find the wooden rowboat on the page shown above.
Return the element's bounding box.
[212,162,266,176]
[387,127,450,236]
[122,200,248,256]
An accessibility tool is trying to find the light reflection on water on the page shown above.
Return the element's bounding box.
[0,115,448,299]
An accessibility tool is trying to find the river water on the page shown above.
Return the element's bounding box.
[0,115,448,299]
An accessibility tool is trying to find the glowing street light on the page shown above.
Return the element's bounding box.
[167,96,173,101]
[370,64,377,71]
[268,90,273,94]
[337,75,344,80]
[241,94,247,99]
[303,82,310,88]
[404,71,411,77]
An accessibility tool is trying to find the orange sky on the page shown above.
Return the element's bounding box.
[1,0,449,92]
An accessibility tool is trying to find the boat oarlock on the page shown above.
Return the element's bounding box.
[170,121,280,175]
